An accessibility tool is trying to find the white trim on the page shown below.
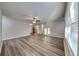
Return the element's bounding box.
[2,34,30,40]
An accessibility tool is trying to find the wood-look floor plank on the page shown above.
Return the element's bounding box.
[21,38,60,56]
[1,34,65,56]
[20,39,58,56]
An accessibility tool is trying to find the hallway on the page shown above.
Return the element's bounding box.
[1,34,64,56]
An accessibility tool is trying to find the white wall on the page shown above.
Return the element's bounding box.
[44,2,66,38]
[0,9,2,55]
[45,17,65,38]
[2,16,32,40]
[48,3,66,22]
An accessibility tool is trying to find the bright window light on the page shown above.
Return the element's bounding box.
[70,2,76,23]
[48,28,51,34]
[44,28,48,35]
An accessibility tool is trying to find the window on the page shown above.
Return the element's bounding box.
[65,2,78,56]
[44,28,51,35]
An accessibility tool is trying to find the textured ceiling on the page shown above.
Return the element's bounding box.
[0,2,66,23]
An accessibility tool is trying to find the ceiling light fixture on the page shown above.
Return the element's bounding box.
[33,21,36,23]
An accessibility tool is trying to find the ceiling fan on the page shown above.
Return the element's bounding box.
[29,17,40,26]
[17,16,40,21]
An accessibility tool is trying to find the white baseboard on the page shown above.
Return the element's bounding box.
[2,34,30,40]
[44,34,64,39]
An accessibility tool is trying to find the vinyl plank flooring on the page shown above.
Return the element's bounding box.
[1,34,65,56]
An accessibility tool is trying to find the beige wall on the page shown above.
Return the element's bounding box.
[2,16,32,40]
[0,9,2,55]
